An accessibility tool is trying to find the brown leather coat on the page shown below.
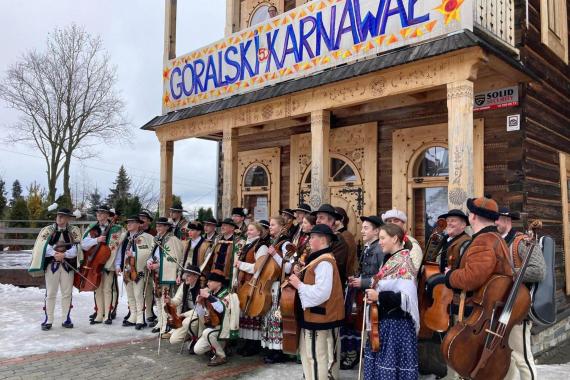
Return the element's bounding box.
[446,226,512,292]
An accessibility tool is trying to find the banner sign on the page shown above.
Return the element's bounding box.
[474,86,519,112]
[163,0,473,113]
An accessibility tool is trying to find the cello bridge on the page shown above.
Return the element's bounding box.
[484,329,503,339]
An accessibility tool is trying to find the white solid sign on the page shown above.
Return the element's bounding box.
[507,114,520,132]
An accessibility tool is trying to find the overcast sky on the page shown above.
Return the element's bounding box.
[0,0,225,211]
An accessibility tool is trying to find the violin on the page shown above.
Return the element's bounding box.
[74,215,118,292]
[124,234,139,283]
[164,298,184,329]
[367,273,382,352]
[196,293,221,328]
[441,219,541,379]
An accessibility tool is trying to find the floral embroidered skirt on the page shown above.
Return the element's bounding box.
[239,312,262,340]
[260,281,283,350]
[363,317,418,380]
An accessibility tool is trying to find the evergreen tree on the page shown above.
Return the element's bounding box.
[107,166,131,206]
[27,182,46,224]
[10,180,22,206]
[9,197,29,227]
[0,177,7,218]
[88,188,102,214]
[197,207,214,222]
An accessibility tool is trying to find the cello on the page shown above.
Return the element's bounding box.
[441,220,541,380]
[74,215,118,291]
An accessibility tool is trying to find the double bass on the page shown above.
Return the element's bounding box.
[280,240,306,354]
[74,215,118,291]
[441,220,541,380]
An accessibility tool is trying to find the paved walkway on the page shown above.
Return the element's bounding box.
[0,337,268,380]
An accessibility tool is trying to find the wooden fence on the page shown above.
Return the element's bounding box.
[0,220,93,250]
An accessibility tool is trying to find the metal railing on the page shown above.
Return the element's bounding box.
[474,0,516,48]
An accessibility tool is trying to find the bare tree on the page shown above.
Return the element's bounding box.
[0,24,130,202]
[131,175,160,212]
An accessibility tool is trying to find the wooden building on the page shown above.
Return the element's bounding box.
[143,0,570,355]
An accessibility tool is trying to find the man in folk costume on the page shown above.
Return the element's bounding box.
[193,269,233,366]
[181,221,212,288]
[169,201,189,240]
[231,207,248,237]
[203,217,219,243]
[82,205,124,325]
[114,215,154,330]
[381,209,423,276]
[292,203,312,246]
[496,207,545,380]
[138,209,158,324]
[146,217,184,334]
[343,215,385,369]
[435,209,471,271]
[289,224,345,380]
[164,264,203,347]
[211,218,240,282]
[443,197,515,377]
[280,208,297,238]
[29,208,82,331]
[311,204,349,285]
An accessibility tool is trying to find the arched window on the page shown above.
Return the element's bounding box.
[301,155,361,186]
[241,162,272,220]
[244,164,269,187]
[249,3,277,26]
[417,146,449,177]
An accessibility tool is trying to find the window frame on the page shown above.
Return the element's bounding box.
[541,0,569,64]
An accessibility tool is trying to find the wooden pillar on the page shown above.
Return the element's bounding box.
[447,80,475,212]
[159,140,174,216]
[225,0,241,36]
[310,110,331,209]
[164,0,177,61]
[222,127,238,217]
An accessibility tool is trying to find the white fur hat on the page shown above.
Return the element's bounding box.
[381,209,408,223]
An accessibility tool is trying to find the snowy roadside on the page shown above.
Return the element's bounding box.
[0,283,153,359]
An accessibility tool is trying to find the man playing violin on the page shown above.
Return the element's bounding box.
[289,224,345,380]
[194,269,232,366]
[29,208,81,331]
[164,264,203,348]
[114,215,154,330]
[138,209,158,325]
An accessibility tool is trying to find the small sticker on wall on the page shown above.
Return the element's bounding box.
[507,114,520,131]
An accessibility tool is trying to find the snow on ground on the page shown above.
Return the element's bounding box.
[0,282,153,359]
[0,251,32,268]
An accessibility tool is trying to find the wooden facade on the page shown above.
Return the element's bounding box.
[145,0,570,352]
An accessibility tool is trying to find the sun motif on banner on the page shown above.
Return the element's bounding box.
[435,0,464,25]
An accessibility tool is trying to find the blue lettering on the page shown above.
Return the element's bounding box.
[224,46,240,84]
[407,0,429,26]
[265,29,282,72]
[169,67,183,100]
[353,0,384,41]
[204,55,219,91]
[239,40,256,80]
[380,0,409,35]
[334,0,360,50]
[217,51,228,87]
[281,24,301,65]
[193,59,206,94]
[299,16,317,60]
[180,64,195,96]
[315,6,336,55]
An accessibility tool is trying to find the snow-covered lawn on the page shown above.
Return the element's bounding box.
[0,283,153,359]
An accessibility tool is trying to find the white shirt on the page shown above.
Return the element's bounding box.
[190,236,202,249]
[81,224,108,250]
[46,227,77,259]
[298,261,333,309]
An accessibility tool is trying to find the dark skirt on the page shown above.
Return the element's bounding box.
[363,317,418,380]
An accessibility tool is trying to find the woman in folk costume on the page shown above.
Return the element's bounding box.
[81,205,124,325]
[233,222,268,356]
[260,215,294,364]
[363,223,419,380]
[114,215,155,330]
[146,217,184,334]
[29,208,82,331]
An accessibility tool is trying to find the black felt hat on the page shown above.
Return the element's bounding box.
[182,264,201,276]
[294,203,312,213]
[187,222,204,232]
[309,224,338,242]
[155,217,172,226]
[280,208,295,218]
[96,205,111,213]
[203,217,218,226]
[208,269,226,283]
[498,206,521,220]
[310,204,342,220]
[360,215,383,228]
[259,220,270,229]
[220,218,238,229]
[56,208,75,218]
[139,210,154,221]
[438,209,470,225]
[231,207,246,217]
[126,215,143,223]
[169,202,185,212]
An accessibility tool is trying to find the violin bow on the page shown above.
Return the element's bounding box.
[357,300,368,380]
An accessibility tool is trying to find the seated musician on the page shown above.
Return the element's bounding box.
[164,265,203,347]
[364,223,420,380]
[443,197,514,377]
[233,222,268,356]
[193,269,232,367]
[29,208,81,331]
[496,206,545,380]
[381,208,423,276]
[343,215,384,369]
[289,224,345,380]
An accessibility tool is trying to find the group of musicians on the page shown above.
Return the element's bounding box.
[30,196,545,380]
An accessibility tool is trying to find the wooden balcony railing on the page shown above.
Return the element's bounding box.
[474,0,516,48]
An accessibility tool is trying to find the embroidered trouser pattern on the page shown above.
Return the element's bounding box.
[299,327,340,380]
